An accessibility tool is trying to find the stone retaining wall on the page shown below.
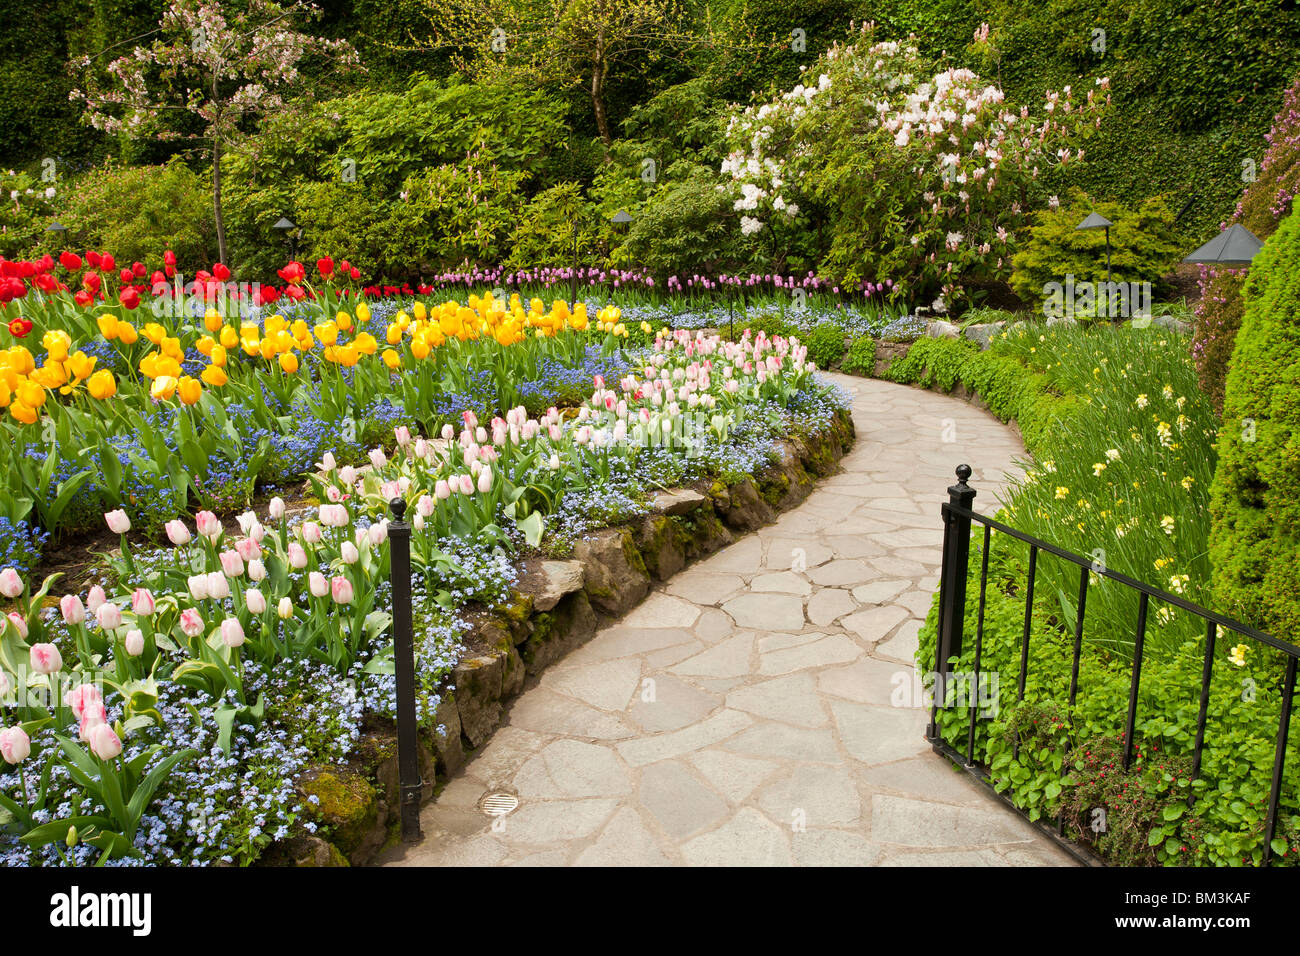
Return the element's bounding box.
[260,408,856,866]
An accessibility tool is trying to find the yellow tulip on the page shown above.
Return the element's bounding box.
[335,344,360,367]
[386,323,403,345]
[42,330,71,362]
[352,332,378,356]
[87,369,117,400]
[259,338,277,361]
[411,337,430,360]
[139,352,161,378]
[204,309,223,333]
[382,349,401,369]
[142,322,166,345]
[314,322,339,346]
[264,314,287,336]
[211,344,228,368]
[278,352,299,374]
[196,335,216,357]
[17,381,46,408]
[177,376,202,406]
[6,347,34,375]
[336,310,353,332]
[161,336,184,360]
[0,378,8,407]
[67,350,97,381]
[97,314,120,340]
[156,357,182,378]
[201,365,228,387]
[219,326,238,350]
[30,364,67,389]
[117,322,139,345]
[240,323,260,342]
[9,400,37,425]
[150,376,178,401]
[356,301,370,323]
[291,319,310,340]
[413,301,427,321]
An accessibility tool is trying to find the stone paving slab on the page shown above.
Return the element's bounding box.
[382,374,1073,868]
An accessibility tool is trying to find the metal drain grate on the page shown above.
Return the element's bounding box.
[479,792,519,817]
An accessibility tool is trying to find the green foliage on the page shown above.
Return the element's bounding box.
[1009,191,1182,309]
[839,335,877,376]
[0,170,58,260]
[506,182,602,269]
[608,162,745,275]
[805,322,846,369]
[49,161,218,266]
[1209,197,1300,642]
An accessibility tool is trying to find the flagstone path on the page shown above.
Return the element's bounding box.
[381,373,1075,867]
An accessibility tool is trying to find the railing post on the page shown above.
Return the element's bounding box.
[389,497,424,843]
[933,464,976,733]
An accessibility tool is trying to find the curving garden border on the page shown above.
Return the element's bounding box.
[259,407,857,866]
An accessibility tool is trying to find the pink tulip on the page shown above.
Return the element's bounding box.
[66,683,103,720]
[441,424,454,441]
[187,575,210,601]
[477,466,493,494]
[219,549,245,578]
[78,700,106,741]
[219,618,245,648]
[29,643,62,675]
[277,597,294,620]
[124,629,144,656]
[205,572,230,600]
[131,588,155,617]
[367,522,387,546]
[195,510,222,540]
[86,585,106,614]
[339,466,357,486]
[104,509,131,534]
[341,541,359,565]
[0,726,30,764]
[417,494,436,516]
[0,568,22,599]
[179,608,204,638]
[301,521,323,544]
[60,594,86,625]
[235,537,260,563]
[309,572,329,597]
[287,543,308,569]
[394,426,411,446]
[268,496,286,520]
[434,480,450,501]
[88,723,122,761]
[458,474,474,495]
[5,613,25,639]
[96,603,122,631]
[245,589,267,615]
[165,519,192,545]
[247,558,267,582]
[331,576,354,605]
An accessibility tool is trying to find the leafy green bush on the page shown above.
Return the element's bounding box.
[840,336,877,376]
[1009,191,1183,311]
[1193,74,1300,414]
[0,169,57,259]
[506,182,601,270]
[1209,197,1300,642]
[48,161,217,266]
[805,322,846,369]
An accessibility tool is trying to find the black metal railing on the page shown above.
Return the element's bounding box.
[928,464,1300,866]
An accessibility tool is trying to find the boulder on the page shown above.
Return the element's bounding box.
[572,527,650,616]
[649,488,710,515]
[926,319,962,339]
[720,478,777,531]
[516,559,586,612]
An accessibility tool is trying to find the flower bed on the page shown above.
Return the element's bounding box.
[0,322,851,865]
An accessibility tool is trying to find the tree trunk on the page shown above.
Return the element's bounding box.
[213,137,228,266]
[591,62,612,151]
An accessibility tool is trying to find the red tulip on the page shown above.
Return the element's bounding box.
[7,317,32,337]
[131,261,146,278]
[213,263,231,281]
[283,284,306,301]
[33,274,60,293]
[277,261,306,285]
[82,272,101,293]
[255,286,280,306]
[59,251,82,272]
[99,253,116,273]
[339,259,351,273]
[150,270,166,286]
[118,268,132,285]
[86,250,102,269]
[316,256,334,278]
[36,255,53,273]
[163,249,177,267]
[119,287,140,310]
[165,264,175,278]
[74,290,93,307]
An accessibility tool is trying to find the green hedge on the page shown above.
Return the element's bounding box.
[1209,197,1300,643]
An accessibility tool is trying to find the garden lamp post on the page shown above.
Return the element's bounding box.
[45,221,67,234]
[273,216,299,261]
[1182,223,1264,268]
[1076,212,1113,284]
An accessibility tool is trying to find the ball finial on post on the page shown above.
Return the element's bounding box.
[389,497,407,522]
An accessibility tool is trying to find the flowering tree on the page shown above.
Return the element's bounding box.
[719,24,1111,307]
[69,0,358,266]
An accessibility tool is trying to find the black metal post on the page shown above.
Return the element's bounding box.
[935,465,976,723]
[389,497,424,843]
[571,228,578,306]
[1104,226,1111,285]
